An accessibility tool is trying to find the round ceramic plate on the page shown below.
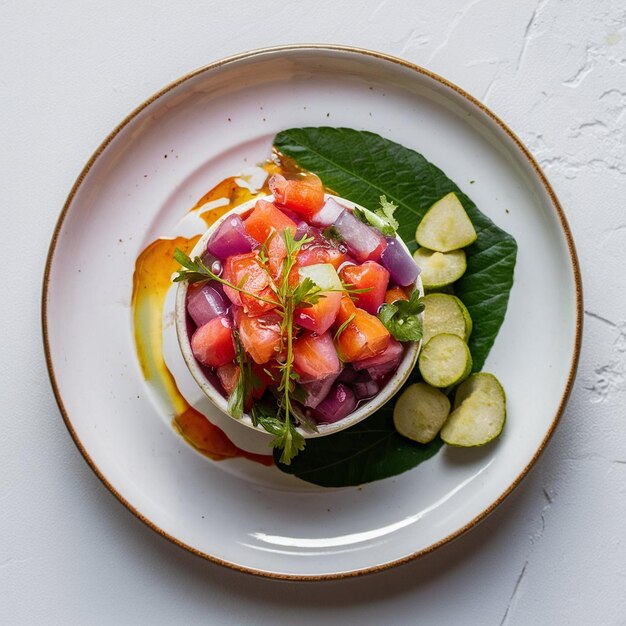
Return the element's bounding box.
[43,45,582,579]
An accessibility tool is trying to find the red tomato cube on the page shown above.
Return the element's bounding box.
[293,331,341,382]
[269,174,325,218]
[297,241,350,270]
[217,362,240,395]
[235,308,283,365]
[243,199,297,244]
[222,252,277,316]
[340,262,389,315]
[191,316,236,368]
[294,263,343,335]
[334,306,390,362]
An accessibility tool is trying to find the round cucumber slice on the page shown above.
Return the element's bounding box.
[418,334,472,388]
[393,383,450,444]
[415,192,477,252]
[413,248,467,289]
[422,294,473,344]
[441,373,506,446]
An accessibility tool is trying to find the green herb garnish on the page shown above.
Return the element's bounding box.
[378,290,425,342]
[333,312,355,342]
[251,399,305,463]
[175,229,329,465]
[353,195,399,236]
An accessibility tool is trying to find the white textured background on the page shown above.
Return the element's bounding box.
[2,0,625,623]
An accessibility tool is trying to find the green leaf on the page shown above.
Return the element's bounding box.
[273,127,517,486]
[273,407,443,487]
[275,127,517,371]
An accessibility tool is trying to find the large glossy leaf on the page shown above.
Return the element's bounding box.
[273,127,517,486]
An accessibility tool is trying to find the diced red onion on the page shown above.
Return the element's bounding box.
[353,378,380,400]
[313,383,357,424]
[337,365,359,384]
[206,214,258,259]
[295,220,311,241]
[276,205,300,223]
[293,331,341,382]
[300,372,340,409]
[186,283,229,327]
[353,338,404,380]
[310,198,345,227]
[380,237,420,286]
[334,209,387,262]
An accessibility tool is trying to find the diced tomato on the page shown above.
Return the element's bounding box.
[217,362,240,395]
[334,309,390,362]
[191,316,236,368]
[384,286,409,304]
[297,242,350,269]
[269,174,325,218]
[222,252,277,316]
[293,331,341,382]
[236,309,282,365]
[340,262,389,315]
[335,294,357,325]
[294,263,343,334]
[267,231,288,277]
[243,199,297,244]
[295,291,342,335]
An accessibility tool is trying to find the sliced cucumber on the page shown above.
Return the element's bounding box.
[393,383,450,444]
[441,373,506,446]
[415,192,477,252]
[418,334,472,388]
[422,294,473,344]
[413,248,467,289]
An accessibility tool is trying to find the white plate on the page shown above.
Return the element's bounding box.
[43,45,582,579]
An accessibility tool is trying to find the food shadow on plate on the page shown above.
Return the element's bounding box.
[441,441,496,466]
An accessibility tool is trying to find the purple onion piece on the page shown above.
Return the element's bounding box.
[295,220,311,241]
[353,338,404,380]
[334,209,387,262]
[337,364,359,384]
[310,198,345,227]
[312,383,358,424]
[380,237,420,286]
[353,379,380,400]
[206,214,258,259]
[300,371,341,409]
[186,283,229,327]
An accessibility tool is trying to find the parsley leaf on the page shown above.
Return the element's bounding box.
[353,195,399,236]
[378,195,400,230]
[173,249,216,283]
[251,400,305,465]
[292,276,324,308]
[377,290,425,342]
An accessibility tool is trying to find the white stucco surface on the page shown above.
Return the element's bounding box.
[2,0,625,623]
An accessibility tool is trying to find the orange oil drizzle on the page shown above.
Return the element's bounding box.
[131,166,289,466]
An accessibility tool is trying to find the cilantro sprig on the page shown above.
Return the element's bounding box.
[354,195,399,236]
[174,230,328,465]
[377,290,425,342]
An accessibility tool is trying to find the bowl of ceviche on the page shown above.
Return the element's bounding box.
[174,173,423,463]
